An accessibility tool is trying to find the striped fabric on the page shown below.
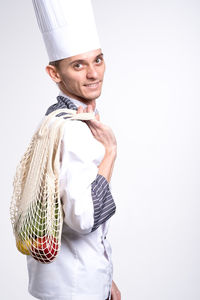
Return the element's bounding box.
[45,96,77,115]
[91,174,116,232]
[46,95,116,231]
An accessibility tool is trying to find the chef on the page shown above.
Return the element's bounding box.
[28,0,121,299]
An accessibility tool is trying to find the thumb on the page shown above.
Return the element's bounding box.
[95,113,100,121]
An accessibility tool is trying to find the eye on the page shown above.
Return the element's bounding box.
[74,63,83,70]
[96,57,103,64]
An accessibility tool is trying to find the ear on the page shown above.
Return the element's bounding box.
[45,65,61,83]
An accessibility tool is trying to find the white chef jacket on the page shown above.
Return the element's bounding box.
[27,92,115,300]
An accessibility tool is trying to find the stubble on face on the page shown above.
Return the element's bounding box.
[56,48,105,105]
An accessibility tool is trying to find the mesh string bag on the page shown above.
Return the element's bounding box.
[10,108,95,263]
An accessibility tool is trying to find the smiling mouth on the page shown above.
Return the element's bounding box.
[84,81,101,88]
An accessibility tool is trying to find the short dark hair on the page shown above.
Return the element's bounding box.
[49,59,63,69]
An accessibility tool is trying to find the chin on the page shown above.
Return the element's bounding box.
[84,90,102,101]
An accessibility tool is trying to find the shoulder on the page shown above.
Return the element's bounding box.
[62,120,94,153]
[62,120,93,142]
[61,120,104,162]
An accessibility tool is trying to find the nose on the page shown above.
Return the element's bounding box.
[86,64,98,80]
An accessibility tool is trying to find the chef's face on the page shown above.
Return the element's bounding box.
[48,49,105,103]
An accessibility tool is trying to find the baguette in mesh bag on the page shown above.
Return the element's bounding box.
[10,108,95,263]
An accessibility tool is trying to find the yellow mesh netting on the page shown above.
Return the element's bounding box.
[10,108,95,263]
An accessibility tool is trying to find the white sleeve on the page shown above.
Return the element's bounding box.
[59,120,99,234]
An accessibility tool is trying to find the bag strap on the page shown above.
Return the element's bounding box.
[42,108,95,178]
[37,108,95,138]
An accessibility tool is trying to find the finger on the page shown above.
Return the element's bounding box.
[85,119,99,130]
[86,104,93,113]
[111,290,117,300]
[114,287,121,300]
[111,281,121,300]
[86,121,98,135]
[114,289,121,300]
[116,290,121,300]
[95,113,100,121]
[88,118,102,127]
[77,106,83,114]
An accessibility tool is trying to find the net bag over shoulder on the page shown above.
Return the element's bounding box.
[10,108,95,263]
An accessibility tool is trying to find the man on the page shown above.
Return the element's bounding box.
[28,1,121,299]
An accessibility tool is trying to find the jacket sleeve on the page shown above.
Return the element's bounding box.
[59,120,116,235]
[91,174,116,232]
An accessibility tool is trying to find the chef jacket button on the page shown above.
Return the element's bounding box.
[104,236,106,239]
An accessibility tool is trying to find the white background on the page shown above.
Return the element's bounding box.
[1,0,200,299]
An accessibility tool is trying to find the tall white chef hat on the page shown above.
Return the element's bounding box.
[32,0,101,62]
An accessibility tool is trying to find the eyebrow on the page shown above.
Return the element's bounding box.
[69,53,104,66]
